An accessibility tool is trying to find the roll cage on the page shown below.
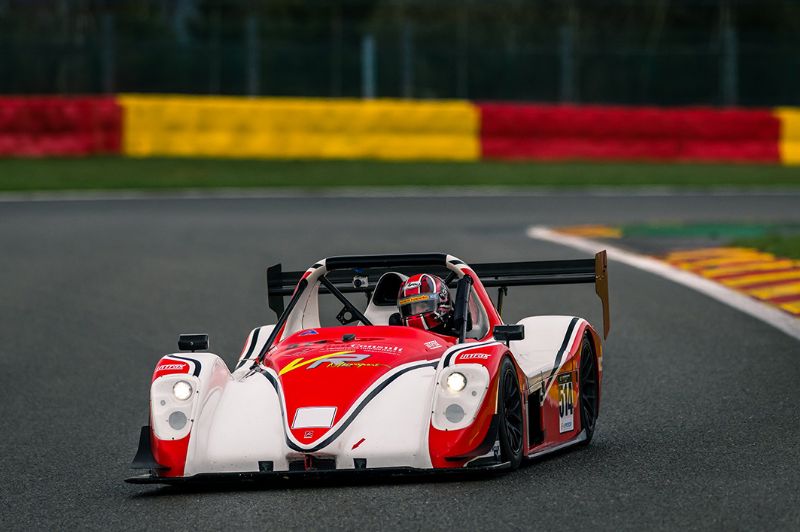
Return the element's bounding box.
[252,252,609,367]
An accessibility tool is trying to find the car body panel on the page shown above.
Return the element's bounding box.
[129,253,607,483]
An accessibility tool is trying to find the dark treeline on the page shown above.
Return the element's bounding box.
[2,0,799,105]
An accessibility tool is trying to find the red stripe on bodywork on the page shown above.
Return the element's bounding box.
[151,359,191,382]
[151,431,190,477]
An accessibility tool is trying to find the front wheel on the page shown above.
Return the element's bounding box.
[497,357,524,469]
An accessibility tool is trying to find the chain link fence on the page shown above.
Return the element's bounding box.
[1,0,799,106]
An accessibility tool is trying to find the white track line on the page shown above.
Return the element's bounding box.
[527,225,800,342]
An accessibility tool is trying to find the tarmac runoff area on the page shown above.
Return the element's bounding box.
[1,192,799,530]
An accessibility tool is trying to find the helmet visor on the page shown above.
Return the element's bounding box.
[398,294,438,318]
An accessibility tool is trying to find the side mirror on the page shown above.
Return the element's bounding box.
[178,334,209,352]
[493,325,524,345]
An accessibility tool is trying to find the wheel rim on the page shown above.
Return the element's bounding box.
[502,369,523,455]
[579,341,598,434]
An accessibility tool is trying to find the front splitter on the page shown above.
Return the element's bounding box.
[126,462,511,485]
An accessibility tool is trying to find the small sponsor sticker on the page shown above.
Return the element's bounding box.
[304,431,314,439]
[156,363,187,371]
[424,340,443,350]
[152,360,191,382]
[280,352,388,375]
[299,329,319,336]
[459,352,491,360]
[353,343,403,354]
[557,373,575,433]
[398,294,432,305]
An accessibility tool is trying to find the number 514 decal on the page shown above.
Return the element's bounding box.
[557,373,575,433]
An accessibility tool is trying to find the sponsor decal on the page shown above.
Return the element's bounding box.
[398,294,432,305]
[459,352,491,360]
[304,431,314,439]
[404,281,422,289]
[299,329,319,336]
[557,372,575,433]
[156,363,188,371]
[353,343,403,354]
[280,351,387,375]
[152,359,193,382]
[424,340,443,350]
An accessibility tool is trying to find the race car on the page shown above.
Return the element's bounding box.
[127,252,609,484]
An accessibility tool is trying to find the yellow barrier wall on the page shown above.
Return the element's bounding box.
[120,95,479,161]
[776,107,800,165]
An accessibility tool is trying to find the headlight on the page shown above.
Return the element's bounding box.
[173,380,193,401]
[432,365,490,431]
[446,372,467,392]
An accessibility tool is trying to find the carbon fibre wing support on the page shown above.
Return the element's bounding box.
[266,252,610,338]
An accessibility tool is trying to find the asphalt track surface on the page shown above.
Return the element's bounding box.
[2,192,799,531]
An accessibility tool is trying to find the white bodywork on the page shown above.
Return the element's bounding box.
[156,352,439,474]
[149,256,590,475]
[510,315,587,395]
[151,316,584,475]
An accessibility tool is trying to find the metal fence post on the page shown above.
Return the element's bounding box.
[456,9,469,99]
[559,1,579,103]
[101,12,115,94]
[330,5,343,97]
[559,25,575,103]
[720,0,738,106]
[361,33,376,99]
[209,8,221,94]
[401,19,414,98]
[245,15,260,96]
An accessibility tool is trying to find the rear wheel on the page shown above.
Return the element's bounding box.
[579,335,599,444]
[497,357,524,469]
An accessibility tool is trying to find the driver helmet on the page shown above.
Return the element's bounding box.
[397,273,453,331]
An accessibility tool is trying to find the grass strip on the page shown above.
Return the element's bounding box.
[731,234,800,260]
[1,157,800,191]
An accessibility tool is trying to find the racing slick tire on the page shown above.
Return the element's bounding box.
[497,357,524,469]
[578,334,599,445]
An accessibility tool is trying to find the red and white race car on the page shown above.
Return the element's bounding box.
[127,252,609,484]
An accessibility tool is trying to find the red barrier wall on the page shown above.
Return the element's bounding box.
[0,97,121,156]
[479,104,781,163]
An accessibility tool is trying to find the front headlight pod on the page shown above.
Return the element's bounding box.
[151,375,199,440]
[432,365,490,430]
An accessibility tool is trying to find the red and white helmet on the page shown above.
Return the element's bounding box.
[397,273,453,331]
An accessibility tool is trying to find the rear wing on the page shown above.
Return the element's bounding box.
[470,251,610,338]
[266,251,610,338]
